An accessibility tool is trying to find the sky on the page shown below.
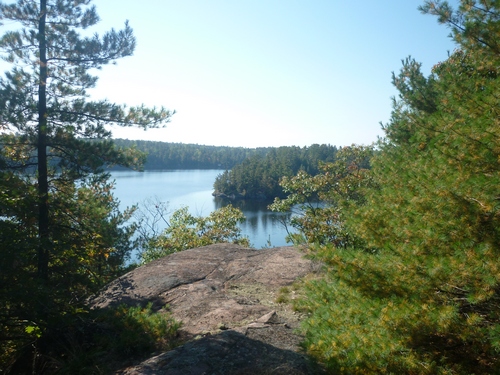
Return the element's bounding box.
[86,1,457,148]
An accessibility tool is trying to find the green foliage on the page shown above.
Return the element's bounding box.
[0,0,171,371]
[275,286,291,304]
[269,145,373,246]
[6,304,180,374]
[213,144,339,200]
[274,2,500,373]
[275,278,313,307]
[90,303,180,362]
[0,172,138,372]
[112,139,271,170]
[420,0,500,55]
[0,0,172,279]
[139,205,250,263]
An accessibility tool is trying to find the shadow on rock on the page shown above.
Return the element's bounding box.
[118,329,324,375]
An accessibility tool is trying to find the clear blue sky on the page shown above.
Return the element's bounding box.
[87,1,457,148]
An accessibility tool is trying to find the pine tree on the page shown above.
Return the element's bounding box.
[0,0,172,280]
[0,1,173,370]
[289,1,500,373]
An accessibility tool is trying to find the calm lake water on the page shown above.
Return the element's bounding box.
[110,169,293,249]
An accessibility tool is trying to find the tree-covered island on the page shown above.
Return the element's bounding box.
[1,0,500,374]
[109,140,341,201]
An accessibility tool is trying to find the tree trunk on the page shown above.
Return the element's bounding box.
[37,0,49,281]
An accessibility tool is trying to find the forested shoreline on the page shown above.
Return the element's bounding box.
[111,140,340,201]
[110,139,272,170]
[2,1,500,374]
[213,144,339,200]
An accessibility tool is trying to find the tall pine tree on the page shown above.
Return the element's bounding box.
[0,1,173,369]
[0,0,172,279]
[289,1,500,373]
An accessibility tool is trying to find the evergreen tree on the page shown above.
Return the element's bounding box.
[212,144,338,200]
[0,0,172,280]
[0,1,172,370]
[286,1,500,373]
[269,145,373,246]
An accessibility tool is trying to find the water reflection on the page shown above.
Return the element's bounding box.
[214,197,294,247]
[110,170,294,249]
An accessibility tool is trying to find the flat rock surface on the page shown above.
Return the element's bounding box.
[89,243,325,374]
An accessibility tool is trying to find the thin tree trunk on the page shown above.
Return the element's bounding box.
[37,0,49,281]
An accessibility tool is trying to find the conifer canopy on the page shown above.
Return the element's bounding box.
[286,1,500,373]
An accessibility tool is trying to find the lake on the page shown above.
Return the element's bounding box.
[109,169,293,250]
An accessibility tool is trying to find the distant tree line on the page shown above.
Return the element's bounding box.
[111,139,271,170]
[213,144,339,200]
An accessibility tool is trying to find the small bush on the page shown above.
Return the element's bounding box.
[105,303,181,357]
[23,304,182,375]
[275,286,292,304]
[139,205,250,264]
